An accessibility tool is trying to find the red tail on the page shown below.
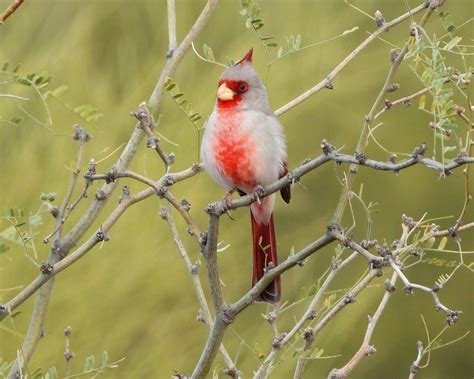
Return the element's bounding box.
[251,211,281,303]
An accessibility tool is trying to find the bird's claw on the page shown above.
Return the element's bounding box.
[254,185,265,205]
[222,190,235,220]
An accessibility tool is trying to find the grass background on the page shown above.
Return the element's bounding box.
[0,0,473,377]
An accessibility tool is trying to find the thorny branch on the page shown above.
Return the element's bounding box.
[3,0,473,378]
[4,1,219,376]
[161,207,240,377]
[328,272,398,378]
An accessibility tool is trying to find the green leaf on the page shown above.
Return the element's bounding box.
[438,236,448,250]
[0,244,9,254]
[10,116,23,125]
[266,42,277,47]
[84,355,95,372]
[2,62,9,71]
[277,47,283,58]
[102,351,109,366]
[13,63,21,73]
[52,85,68,97]
[444,36,462,51]
[418,95,426,110]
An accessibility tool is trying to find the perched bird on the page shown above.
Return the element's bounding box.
[200,48,290,303]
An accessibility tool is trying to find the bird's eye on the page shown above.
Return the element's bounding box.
[238,83,248,93]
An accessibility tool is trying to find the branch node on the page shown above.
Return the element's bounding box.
[146,136,160,149]
[374,10,385,28]
[432,283,442,293]
[272,333,287,349]
[205,202,223,216]
[119,185,131,204]
[72,124,91,143]
[390,48,400,63]
[190,262,200,275]
[384,280,396,293]
[172,371,189,379]
[159,206,169,220]
[325,78,335,90]
[263,310,277,324]
[95,226,110,242]
[411,143,427,159]
[156,186,169,198]
[377,243,392,258]
[331,256,342,270]
[402,214,417,230]
[303,327,315,342]
[426,0,445,9]
[196,309,206,323]
[445,310,462,326]
[306,310,317,321]
[321,139,336,155]
[387,83,400,92]
[354,151,367,164]
[164,175,177,186]
[218,305,234,325]
[39,262,54,275]
[366,345,377,355]
[403,285,414,296]
[447,227,459,240]
[384,99,393,109]
[181,198,192,211]
[199,232,208,250]
[223,367,241,378]
[192,163,202,173]
[361,239,378,249]
[167,153,176,165]
[327,222,344,234]
[344,292,356,304]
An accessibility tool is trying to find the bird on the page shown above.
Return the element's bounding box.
[200,48,290,303]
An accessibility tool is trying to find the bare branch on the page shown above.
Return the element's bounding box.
[162,207,240,378]
[0,164,202,322]
[167,0,177,54]
[221,142,473,216]
[275,1,429,116]
[131,103,171,171]
[328,271,398,378]
[294,270,379,378]
[254,252,359,378]
[390,261,461,325]
[408,341,425,379]
[331,5,438,225]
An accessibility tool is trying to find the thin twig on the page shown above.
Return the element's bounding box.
[167,0,177,54]
[0,164,202,321]
[408,341,425,379]
[0,0,24,24]
[162,207,240,378]
[293,270,379,378]
[328,271,398,378]
[274,1,429,116]
[254,252,359,378]
[390,260,461,325]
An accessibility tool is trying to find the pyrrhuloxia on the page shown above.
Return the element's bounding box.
[201,48,290,303]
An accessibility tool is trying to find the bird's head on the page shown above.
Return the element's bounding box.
[216,48,270,112]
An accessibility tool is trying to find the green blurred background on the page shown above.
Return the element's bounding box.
[1,0,473,378]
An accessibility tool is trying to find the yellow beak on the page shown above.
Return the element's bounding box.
[217,83,235,101]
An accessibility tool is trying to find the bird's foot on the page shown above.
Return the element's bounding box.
[253,185,265,206]
[222,190,235,220]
